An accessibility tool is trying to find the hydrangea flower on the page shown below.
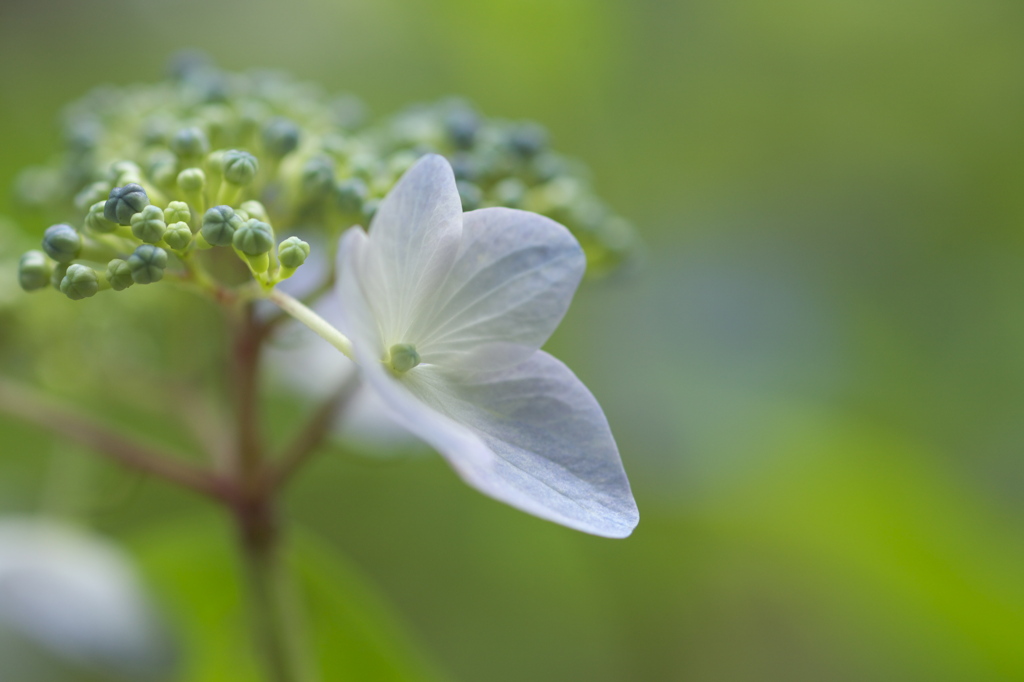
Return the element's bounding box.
[332,155,638,537]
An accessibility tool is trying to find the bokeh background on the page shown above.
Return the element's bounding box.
[2,0,1024,680]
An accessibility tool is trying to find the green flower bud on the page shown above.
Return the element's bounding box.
[387,343,421,373]
[60,264,100,300]
[492,177,528,208]
[278,237,310,269]
[163,201,191,226]
[85,201,117,234]
[334,178,368,214]
[42,224,81,263]
[130,205,167,244]
[223,150,259,186]
[145,149,179,187]
[105,259,134,291]
[74,181,111,212]
[300,156,335,198]
[18,251,52,291]
[127,245,168,284]
[104,184,150,225]
[163,222,193,251]
[201,205,243,246]
[109,161,142,184]
[457,180,482,211]
[239,200,269,223]
[233,219,274,256]
[177,168,206,193]
[171,126,210,160]
[262,117,301,158]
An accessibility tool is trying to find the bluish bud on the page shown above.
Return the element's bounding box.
[74,182,111,212]
[239,200,269,223]
[457,180,483,211]
[530,152,568,183]
[450,153,479,182]
[130,205,167,244]
[278,237,310,269]
[127,245,168,284]
[85,201,117,234]
[60,264,100,300]
[42,224,81,263]
[163,222,193,251]
[171,127,210,160]
[201,205,243,246]
[163,201,191,226]
[444,106,480,149]
[333,178,368,214]
[262,118,301,158]
[508,123,548,158]
[233,219,274,256]
[223,150,259,186]
[18,251,52,291]
[300,156,335,198]
[362,198,380,224]
[104,184,150,225]
[105,259,134,291]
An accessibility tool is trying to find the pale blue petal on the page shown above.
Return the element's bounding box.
[360,154,463,345]
[409,207,586,370]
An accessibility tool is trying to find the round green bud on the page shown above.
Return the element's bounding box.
[74,181,111,212]
[262,117,301,158]
[223,150,259,186]
[457,180,483,211]
[163,201,192,226]
[170,127,210,159]
[127,245,168,284]
[300,156,335,198]
[18,250,52,291]
[507,123,548,158]
[333,178,368,214]
[492,177,527,208]
[388,343,421,373]
[60,264,100,300]
[130,205,167,244]
[42,224,81,263]
[104,184,150,225]
[85,201,117,234]
[108,161,142,184]
[105,259,134,291]
[163,222,193,251]
[239,200,268,223]
[201,205,243,246]
[177,167,206,193]
[232,219,274,256]
[145,149,179,187]
[278,237,310,269]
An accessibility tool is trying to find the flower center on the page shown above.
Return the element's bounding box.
[386,343,421,373]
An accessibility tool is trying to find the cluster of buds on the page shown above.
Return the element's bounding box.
[16,54,636,299]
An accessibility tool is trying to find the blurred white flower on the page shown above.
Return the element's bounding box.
[333,155,638,537]
[0,518,174,680]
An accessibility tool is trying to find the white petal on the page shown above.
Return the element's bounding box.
[409,207,586,370]
[0,519,171,673]
[361,154,463,345]
[350,346,639,538]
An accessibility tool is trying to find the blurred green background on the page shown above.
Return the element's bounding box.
[2,0,1024,680]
